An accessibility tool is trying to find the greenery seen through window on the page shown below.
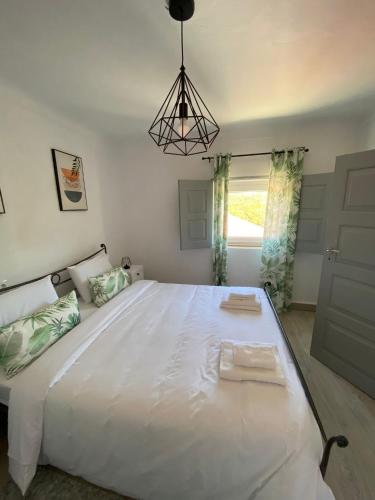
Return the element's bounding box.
[228,192,267,228]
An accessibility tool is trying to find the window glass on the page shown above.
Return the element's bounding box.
[228,178,268,247]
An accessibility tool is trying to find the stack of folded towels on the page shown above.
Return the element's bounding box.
[220,292,261,312]
[220,340,286,385]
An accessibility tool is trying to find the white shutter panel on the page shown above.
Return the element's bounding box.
[296,173,333,254]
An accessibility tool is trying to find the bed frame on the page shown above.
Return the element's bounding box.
[0,244,348,479]
[0,243,107,294]
[263,282,348,478]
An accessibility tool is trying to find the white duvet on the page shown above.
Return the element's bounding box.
[7,281,334,500]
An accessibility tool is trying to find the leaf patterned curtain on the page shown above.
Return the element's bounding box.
[213,154,231,285]
[260,149,304,312]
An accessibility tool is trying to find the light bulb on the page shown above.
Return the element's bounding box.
[177,117,190,138]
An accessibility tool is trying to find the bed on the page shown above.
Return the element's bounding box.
[1,245,347,499]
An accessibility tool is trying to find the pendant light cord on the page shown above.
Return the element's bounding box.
[180,19,184,68]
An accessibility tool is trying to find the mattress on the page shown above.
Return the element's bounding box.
[7,281,334,499]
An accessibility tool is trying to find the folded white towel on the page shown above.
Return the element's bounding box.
[221,293,261,311]
[232,342,278,370]
[220,298,261,312]
[220,342,285,385]
[228,293,257,302]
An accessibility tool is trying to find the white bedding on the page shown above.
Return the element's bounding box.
[77,298,97,321]
[7,280,334,500]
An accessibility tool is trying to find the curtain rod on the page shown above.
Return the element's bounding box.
[201,147,309,161]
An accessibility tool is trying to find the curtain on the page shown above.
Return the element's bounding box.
[213,153,231,285]
[260,149,304,312]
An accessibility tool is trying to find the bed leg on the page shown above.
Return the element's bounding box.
[320,435,349,478]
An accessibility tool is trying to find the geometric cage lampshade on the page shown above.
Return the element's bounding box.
[148,66,220,156]
[148,1,220,156]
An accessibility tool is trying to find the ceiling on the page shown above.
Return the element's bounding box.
[1,0,375,136]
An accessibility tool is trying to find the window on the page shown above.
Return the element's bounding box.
[228,178,268,247]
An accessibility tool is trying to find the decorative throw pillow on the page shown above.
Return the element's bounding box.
[88,267,131,307]
[68,253,113,303]
[0,290,80,378]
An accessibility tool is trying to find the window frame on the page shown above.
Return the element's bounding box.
[227,177,269,249]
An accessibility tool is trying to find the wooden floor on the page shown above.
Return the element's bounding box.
[0,310,374,499]
[281,311,375,500]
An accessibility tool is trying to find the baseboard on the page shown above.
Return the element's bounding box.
[291,302,316,312]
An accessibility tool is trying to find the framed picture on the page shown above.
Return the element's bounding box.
[0,189,5,214]
[51,149,88,211]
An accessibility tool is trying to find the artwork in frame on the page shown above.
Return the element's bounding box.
[51,149,88,211]
[0,189,5,214]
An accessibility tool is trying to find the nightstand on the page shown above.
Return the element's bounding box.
[128,265,144,283]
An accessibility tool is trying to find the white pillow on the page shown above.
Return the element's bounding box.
[68,253,113,303]
[0,275,58,327]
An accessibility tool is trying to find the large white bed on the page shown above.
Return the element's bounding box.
[5,279,334,499]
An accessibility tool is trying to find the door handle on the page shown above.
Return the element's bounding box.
[326,248,340,262]
[326,248,340,254]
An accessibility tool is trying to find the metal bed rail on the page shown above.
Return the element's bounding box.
[0,243,107,294]
[263,282,348,478]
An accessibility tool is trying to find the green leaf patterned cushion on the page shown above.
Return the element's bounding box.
[0,290,80,378]
[88,267,131,307]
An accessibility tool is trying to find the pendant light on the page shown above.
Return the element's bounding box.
[148,0,220,156]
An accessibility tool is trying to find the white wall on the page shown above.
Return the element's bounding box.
[100,137,213,285]
[102,113,365,303]
[0,80,109,287]
[364,112,375,149]
[0,79,368,304]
